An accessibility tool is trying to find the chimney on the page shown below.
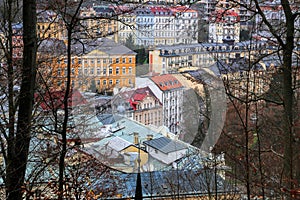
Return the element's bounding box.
[147,134,153,141]
[134,132,139,145]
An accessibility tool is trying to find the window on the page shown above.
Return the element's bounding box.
[97,68,100,75]
[64,68,67,75]
[129,79,132,85]
[103,80,107,85]
[109,79,113,85]
[78,59,82,64]
[116,79,120,85]
[103,67,106,75]
[78,68,82,77]
[128,67,132,74]
[116,67,119,75]
[97,59,100,64]
[116,58,119,63]
[109,58,112,63]
[91,60,94,64]
[84,68,88,75]
[109,67,112,75]
[122,58,126,63]
[129,58,132,63]
[97,80,100,85]
[57,68,61,76]
[71,68,75,75]
[122,67,126,74]
[103,59,106,64]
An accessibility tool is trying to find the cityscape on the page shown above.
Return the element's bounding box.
[0,0,300,199]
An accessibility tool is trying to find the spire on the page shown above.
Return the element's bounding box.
[135,172,143,200]
[135,141,143,199]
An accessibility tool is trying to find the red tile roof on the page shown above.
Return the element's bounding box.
[128,86,160,110]
[150,6,173,16]
[210,9,240,23]
[36,89,88,111]
[170,6,197,13]
[150,74,183,91]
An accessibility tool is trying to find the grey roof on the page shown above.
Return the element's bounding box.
[71,37,137,56]
[38,38,66,55]
[143,137,187,154]
[97,114,123,125]
[90,169,237,199]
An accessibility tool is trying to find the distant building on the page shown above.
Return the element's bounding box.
[149,41,269,74]
[37,10,66,40]
[208,9,240,43]
[143,137,187,164]
[112,87,163,127]
[117,5,198,46]
[38,38,137,93]
[80,5,118,42]
[150,74,184,134]
[135,7,155,46]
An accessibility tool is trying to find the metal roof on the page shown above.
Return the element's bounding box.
[143,137,187,154]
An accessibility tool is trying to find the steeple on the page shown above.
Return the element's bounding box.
[135,141,143,199]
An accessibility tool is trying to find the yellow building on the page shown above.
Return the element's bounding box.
[39,38,136,93]
[80,6,118,42]
[37,10,66,40]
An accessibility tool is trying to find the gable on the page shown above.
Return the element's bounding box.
[86,49,108,57]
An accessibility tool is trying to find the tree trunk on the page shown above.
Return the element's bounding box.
[6,0,37,199]
[281,0,295,195]
[57,27,72,200]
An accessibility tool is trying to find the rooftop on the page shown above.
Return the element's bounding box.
[151,74,183,91]
[71,37,137,56]
[143,137,187,154]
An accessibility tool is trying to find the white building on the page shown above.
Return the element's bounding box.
[150,74,184,134]
[135,7,155,46]
[208,9,240,43]
[117,5,198,46]
[143,137,188,164]
[170,6,199,44]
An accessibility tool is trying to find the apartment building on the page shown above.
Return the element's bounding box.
[39,38,136,93]
[116,5,198,46]
[117,6,137,45]
[135,7,155,46]
[170,6,199,44]
[37,10,66,40]
[80,5,118,42]
[208,9,240,43]
[150,74,184,134]
[149,41,268,74]
[112,87,163,127]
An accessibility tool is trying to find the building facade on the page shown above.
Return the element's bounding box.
[149,41,269,74]
[150,74,184,134]
[112,87,163,127]
[208,9,240,43]
[39,38,136,93]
